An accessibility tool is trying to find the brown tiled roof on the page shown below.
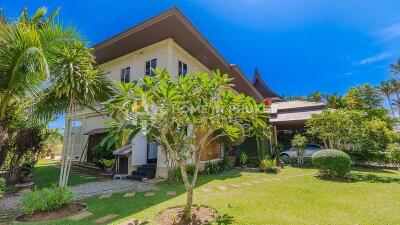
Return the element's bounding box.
[252,68,282,99]
[93,7,264,101]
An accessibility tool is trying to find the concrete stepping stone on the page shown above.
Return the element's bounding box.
[123,192,136,198]
[69,211,93,221]
[229,184,240,188]
[94,214,118,224]
[202,188,213,193]
[217,186,227,191]
[241,182,252,186]
[252,181,262,184]
[144,192,155,197]
[166,191,176,196]
[272,178,280,181]
[99,193,112,199]
[119,219,144,225]
[262,179,271,182]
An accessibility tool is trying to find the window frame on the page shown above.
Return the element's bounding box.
[120,66,131,83]
[145,58,157,77]
[178,60,188,76]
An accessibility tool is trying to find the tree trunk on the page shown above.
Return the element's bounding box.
[387,96,395,117]
[179,164,193,221]
[0,143,7,169]
[6,154,21,184]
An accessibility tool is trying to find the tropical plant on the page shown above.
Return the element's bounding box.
[390,58,400,75]
[291,134,307,165]
[99,159,116,168]
[312,149,351,178]
[260,159,277,169]
[386,143,400,164]
[105,68,267,220]
[19,157,37,177]
[204,161,219,174]
[21,186,73,214]
[308,91,323,102]
[323,94,345,109]
[376,81,395,117]
[239,152,248,166]
[0,7,113,187]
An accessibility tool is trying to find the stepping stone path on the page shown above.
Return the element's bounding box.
[202,188,213,193]
[69,211,93,221]
[99,193,112,199]
[166,191,177,196]
[94,214,118,224]
[241,182,252,186]
[144,192,155,197]
[229,184,240,188]
[217,186,227,191]
[124,192,136,198]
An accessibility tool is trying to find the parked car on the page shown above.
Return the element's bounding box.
[279,144,324,161]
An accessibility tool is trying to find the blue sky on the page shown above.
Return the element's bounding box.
[2,0,400,129]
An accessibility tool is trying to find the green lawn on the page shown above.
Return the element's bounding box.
[33,159,100,189]
[27,166,400,225]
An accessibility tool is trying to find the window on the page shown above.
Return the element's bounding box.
[145,58,157,77]
[120,67,131,83]
[178,61,188,76]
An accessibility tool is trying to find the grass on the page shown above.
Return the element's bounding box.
[25,166,400,225]
[33,159,100,189]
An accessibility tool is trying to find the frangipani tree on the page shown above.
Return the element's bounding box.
[107,68,268,220]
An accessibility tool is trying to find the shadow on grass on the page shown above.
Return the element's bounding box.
[347,173,400,184]
[351,166,399,174]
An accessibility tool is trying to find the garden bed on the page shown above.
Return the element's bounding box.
[15,203,86,222]
[155,205,217,225]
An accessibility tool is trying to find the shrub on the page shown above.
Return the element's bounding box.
[312,149,351,177]
[386,143,400,164]
[217,155,230,171]
[19,158,38,177]
[260,159,277,169]
[22,186,73,215]
[239,152,248,166]
[93,143,114,163]
[99,158,116,168]
[205,161,219,174]
[0,178,5,194]
[168,164,197,182]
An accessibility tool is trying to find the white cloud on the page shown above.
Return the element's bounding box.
[376,22,400,42]
[355,52,392,65]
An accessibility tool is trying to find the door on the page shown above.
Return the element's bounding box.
[87,133,106,163]
[147,141,158,163]
[119,157,129,174]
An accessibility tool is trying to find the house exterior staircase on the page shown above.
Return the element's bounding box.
[127,164,156,181]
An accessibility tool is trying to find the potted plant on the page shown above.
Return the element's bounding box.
[239,152,248,169]
[99,159,116,173]
[19,158,37,184]
[260,159,280,173]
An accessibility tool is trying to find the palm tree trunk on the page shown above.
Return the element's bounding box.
[387,96,395,117]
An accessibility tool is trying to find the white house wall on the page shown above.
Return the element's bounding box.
[64,38,215,178]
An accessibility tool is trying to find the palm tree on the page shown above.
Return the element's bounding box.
[307,91,323,102]
[0,8,113,186]
[323,94,345,109]
[390,78,400,116]
[390,58,400,75]
[377,81,395,117]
